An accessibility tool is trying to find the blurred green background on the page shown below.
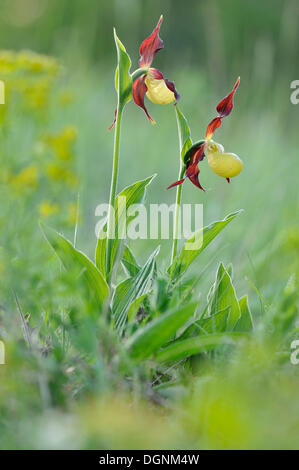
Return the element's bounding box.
[1,0,298,293]
[0,0,299,450]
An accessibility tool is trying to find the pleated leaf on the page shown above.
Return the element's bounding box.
[113,246,160,334]
[169,210,242,280]
[125,302,197,363]
[41,224,109,313]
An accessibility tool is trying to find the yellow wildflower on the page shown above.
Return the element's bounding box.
[39,201,59,218]
[44,125,77,160]
[11,165,38,190]
[46,163,78,187]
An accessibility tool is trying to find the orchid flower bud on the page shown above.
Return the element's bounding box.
[206,140,243,178]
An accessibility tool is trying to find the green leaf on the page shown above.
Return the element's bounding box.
[234,295,254,332]
[156,332,245,363]
[41,224,109,313]
[209,263,241,330]
[113,246,160,334]
[125,302,197,363]
[112,277,132,319]
[122,245,140,277]
[95,175,155,279]
[175,106,193,161]
[179,307,230,340]
[95,236,107,280]
[128,294,147,322]
[114,29,132,107]
[199,307,230,334]
[169,210,243,280]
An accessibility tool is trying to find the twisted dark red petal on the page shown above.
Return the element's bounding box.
[216,77,240,118]
[108,108,118,131]
[205,117,222,140]
[167,165,205,191]
[205,77,240,140]
[139,16,164,68]
[167,143,206,191]
[132,75,154,122]
[186,163,205,191]
[190,144,206,165]
[165,78,180,101]
[166,178,185,190]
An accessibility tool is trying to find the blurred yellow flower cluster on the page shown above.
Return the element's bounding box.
[0,50,59,75]
[9,164,39,190]
[43,125,78,160]
[0,50,60,113]
[38,125,80,223]
[39,201,59,218]
[0,49,79,227]
[42,126,79,187]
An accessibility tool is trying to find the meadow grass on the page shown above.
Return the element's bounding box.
[0,52,298,450]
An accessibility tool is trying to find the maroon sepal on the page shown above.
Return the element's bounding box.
[166,178,186,190]
[205,77,240,140]
[189,143,206,166]
[167,143,206,191]
[139,16,164,68]
[216,77,240,117]
[186,143,206,190]
[132,75,154,122]
[205,117,222,140]
[226,178,230,183]
[186,163,205,191]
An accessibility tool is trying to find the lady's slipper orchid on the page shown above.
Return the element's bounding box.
[132,15,180,123]
[167,77,241,190]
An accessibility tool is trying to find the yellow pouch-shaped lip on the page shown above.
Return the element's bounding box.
[207,151,243,178]
[206,140,243,178]
[145,71,175,105]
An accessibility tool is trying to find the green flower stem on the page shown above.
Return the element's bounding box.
[106,104,123,280]
[106,68,147,281]
[171,162,185,267]
[171,108,186,267]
